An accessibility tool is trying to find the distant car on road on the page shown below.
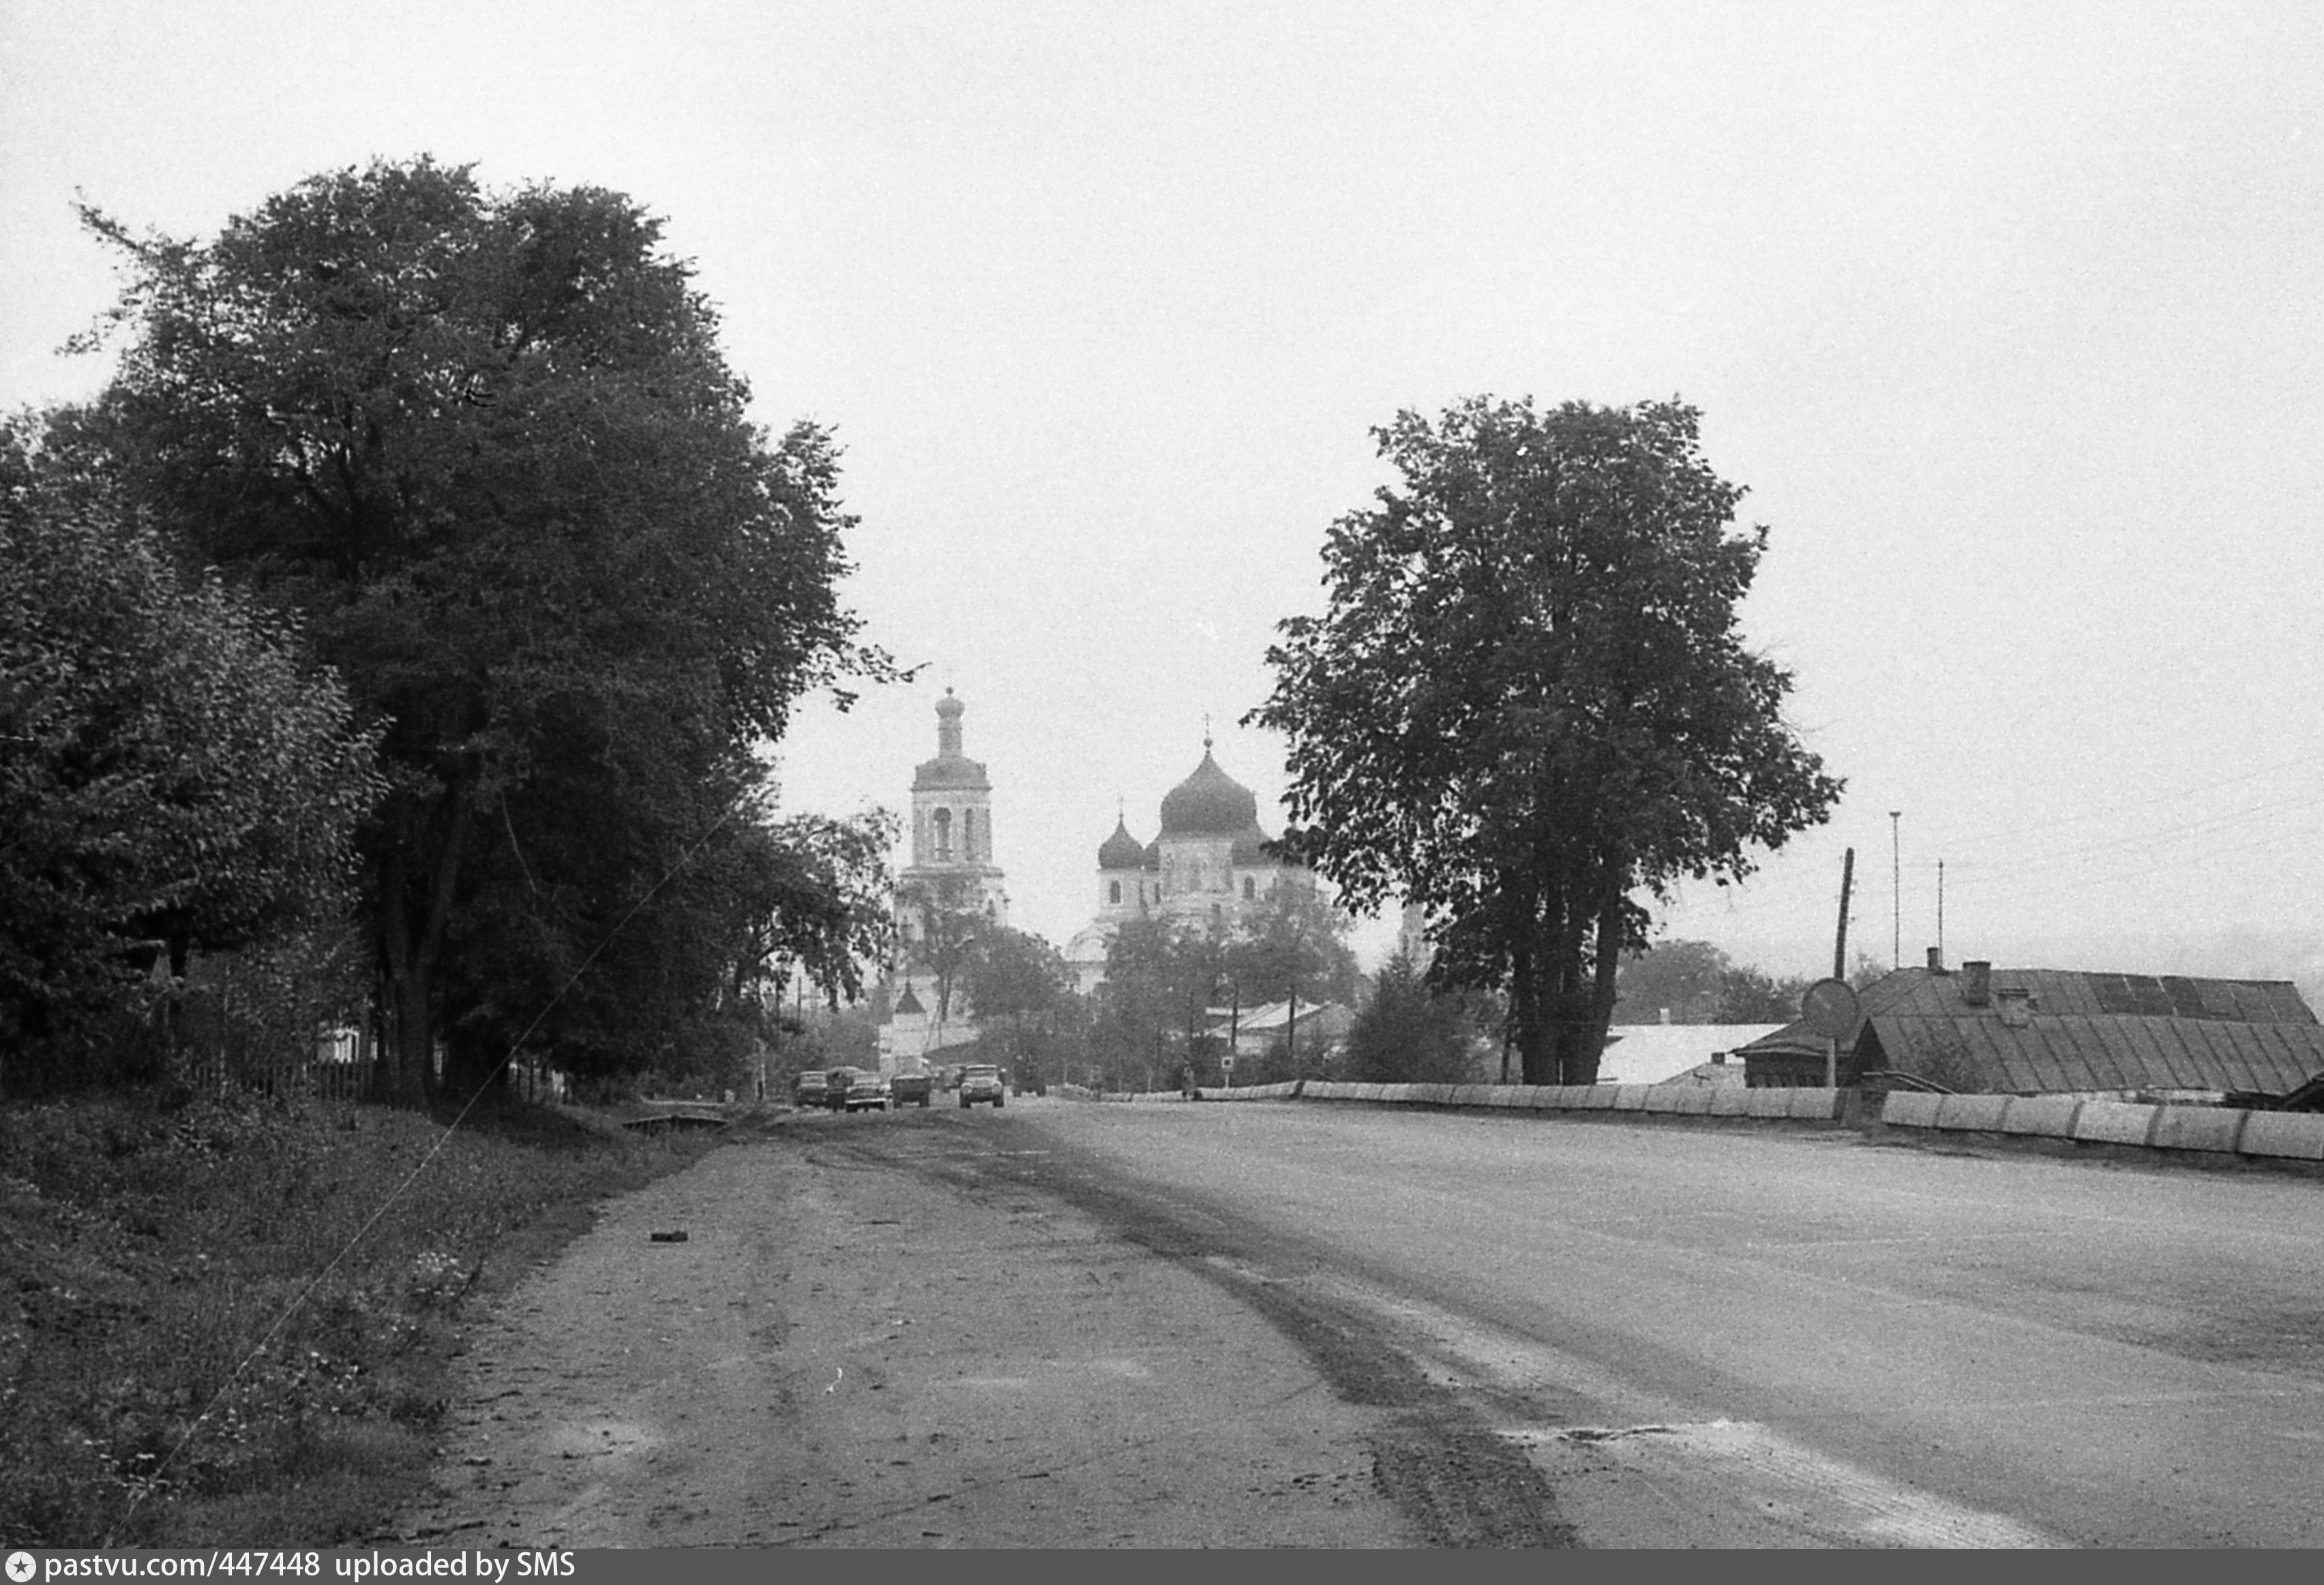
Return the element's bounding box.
[792,1070,829,1108]
[957,1064,1005,1109]
[889,1071,934,1108]
[842,1071,891,1112]
[822,1067,862,1111]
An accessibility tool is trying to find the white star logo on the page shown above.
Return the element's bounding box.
[6,1552,37,1584]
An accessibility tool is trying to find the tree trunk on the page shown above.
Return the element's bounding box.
[376,785,473,1108]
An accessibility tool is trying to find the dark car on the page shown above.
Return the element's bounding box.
[791,1070,828,1108]
[889,1071,934,1108]
[841,1071,891,1112]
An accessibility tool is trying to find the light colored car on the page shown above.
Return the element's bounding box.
[957,1063,1005,1109]
[842,1071,891,1112]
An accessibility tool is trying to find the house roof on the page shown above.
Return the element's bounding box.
[1214,998,1352,1036]
[1742,965,2324,1095]
[1862,1012,2324,1096]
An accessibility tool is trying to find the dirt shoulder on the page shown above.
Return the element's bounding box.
[396,1104,1444,1547]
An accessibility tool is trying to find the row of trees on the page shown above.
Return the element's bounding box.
[4,158,898,1101]
[1613,939,1886,1025]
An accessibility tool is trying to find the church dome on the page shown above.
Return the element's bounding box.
[1160,746,1260,837]
[1229,824,1276,867]
[1099,818,1147,871]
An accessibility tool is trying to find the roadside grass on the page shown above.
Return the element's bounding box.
[0,1089,716,1547]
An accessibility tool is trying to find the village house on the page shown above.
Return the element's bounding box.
[1738,951,2324,1103]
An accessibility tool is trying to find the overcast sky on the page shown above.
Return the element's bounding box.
[6,1,2321,983]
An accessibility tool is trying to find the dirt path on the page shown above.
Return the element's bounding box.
[397,1108,1448,1547]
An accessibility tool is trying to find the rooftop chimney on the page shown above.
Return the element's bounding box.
[1996,986,2032,1029]
[1926,947,1946,974]
[1963,960,1992,1007]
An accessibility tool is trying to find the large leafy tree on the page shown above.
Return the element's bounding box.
[1251,396,1843,1085]
[894,872,991,1030]
[1,430,378,1077]
[1615,939,1734,1024]
[64,158,887,1102]
[963,927,1074,1089]
[1090,915,1195,1093]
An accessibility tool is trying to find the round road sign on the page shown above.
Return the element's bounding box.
[1800,977,1860,1038]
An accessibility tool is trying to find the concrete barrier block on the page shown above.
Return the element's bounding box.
[1519,1086,1560,1109]
[2149,1105,2246,1155]
[1935,1093,2012,1132]
[1575,1084,1618,1110]
[1651,1085,1714,1116]
[1478,1085,1515,1107]
[1611,1084,1652,1111]
[1710,1086,1752,1117]
[1787,1088,1841,1121]
[1882,1091,1943,1128]
[1745,1086,1793,1119]
[1378,1084,1412,1103]
[2000,1095,2081,1138]
[1439,1084,1476,1107]
[2237,1111,2324,1161]
[2072,1100,2158,1146]
[1353,1083,1384,1102]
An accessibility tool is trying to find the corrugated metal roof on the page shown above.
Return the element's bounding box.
[1742,966,2316,1058]
[1862,1013,2324,1097]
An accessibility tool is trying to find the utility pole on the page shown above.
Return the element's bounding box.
[1889,810,1903,969]
[1833,847,1855,981]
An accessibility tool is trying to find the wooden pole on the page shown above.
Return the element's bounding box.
[1834,847,1856,981]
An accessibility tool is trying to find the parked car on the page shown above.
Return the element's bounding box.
[842,1071,891,1112]
[792,1070,828,1108]
[889,1071,934,1108]
[957,1063,1005,1108]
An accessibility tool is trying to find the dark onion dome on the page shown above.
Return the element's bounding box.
[1230,824,1275,867]
[1099,817,1147,870]
[1159,747,1260,837]
[1144,838,1161,870]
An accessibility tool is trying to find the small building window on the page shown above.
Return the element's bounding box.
[1109,880,1122,905]
[1242,876,1255,901]
[933,808,952,861]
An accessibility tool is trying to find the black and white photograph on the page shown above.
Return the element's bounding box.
[4,0,2322,1552]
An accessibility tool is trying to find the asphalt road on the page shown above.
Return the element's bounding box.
[1009,1097,2324,1547]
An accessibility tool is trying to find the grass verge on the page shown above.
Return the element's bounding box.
[1,1089,717,1546]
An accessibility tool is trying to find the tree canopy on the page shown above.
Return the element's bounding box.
[1,427,379,1074]
[63,158,892,1101]
[1251,396,1843,1084]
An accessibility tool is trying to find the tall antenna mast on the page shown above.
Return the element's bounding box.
[1888,810,1903,969]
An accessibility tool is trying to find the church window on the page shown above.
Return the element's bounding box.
[934,808,952,860]
[964,808,978,860]
[1242,876,1255,901]
[1109,880,1122,905]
